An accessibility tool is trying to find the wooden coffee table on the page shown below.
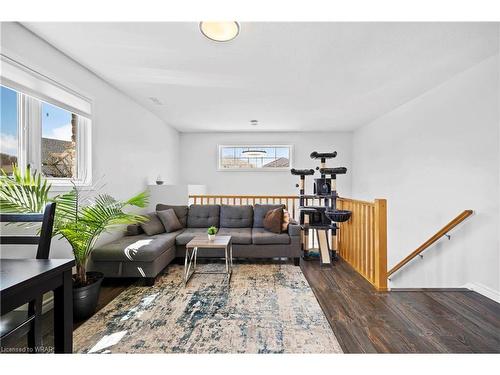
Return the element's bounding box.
[184,235,233,286]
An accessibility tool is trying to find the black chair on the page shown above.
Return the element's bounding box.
[0,202,57,350]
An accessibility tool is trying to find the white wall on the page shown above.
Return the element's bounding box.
[179,132,352,197]
[1,22,180,259]
[352,55,500,295]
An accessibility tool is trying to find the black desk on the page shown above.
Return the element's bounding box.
[1,259,75,353]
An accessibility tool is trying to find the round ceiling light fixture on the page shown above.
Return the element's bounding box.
[250,119,258,126]
[200,21,240,42]
[242,149,267,157]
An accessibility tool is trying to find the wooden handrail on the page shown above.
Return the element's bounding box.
[387,210,473,277]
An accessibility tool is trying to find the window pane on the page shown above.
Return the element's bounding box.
[275,147,290,158]
[264,147,290,168]
[0,86,18,174]
[219,146,291,169]
[41,101,77,178]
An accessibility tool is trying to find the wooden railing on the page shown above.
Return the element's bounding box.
[189,195,300,219]
[387,210,473,278]
[337,198,388,291]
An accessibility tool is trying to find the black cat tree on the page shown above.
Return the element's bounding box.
[290,151,352,266]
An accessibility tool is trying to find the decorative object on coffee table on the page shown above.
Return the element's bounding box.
[207,225,217,240]
[184,235,232,286]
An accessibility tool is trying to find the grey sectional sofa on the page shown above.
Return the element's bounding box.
[89,204,301,285]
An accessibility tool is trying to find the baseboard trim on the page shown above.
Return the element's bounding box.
[463,282,500,303]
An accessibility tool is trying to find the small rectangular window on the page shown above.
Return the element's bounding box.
[218,145,293,171]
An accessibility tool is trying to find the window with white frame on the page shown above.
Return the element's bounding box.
[1,56,91,186]
[218,145,293,170]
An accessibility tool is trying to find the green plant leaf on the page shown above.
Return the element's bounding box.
[0,165,50,213]
[1,165,149,285]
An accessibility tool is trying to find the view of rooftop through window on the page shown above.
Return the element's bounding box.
[41,101,77,178]
[219,145,292,169]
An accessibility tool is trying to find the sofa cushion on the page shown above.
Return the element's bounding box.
[252,228,290,245]
[175,228,209,246]
[220,205,253,228]
[157,209,183,233]
[253,204,285,228]
[92,230,183,262]
[140,212,165,236]
[156,204,189,227]
[187,205,220,228]
[218,227,252,244]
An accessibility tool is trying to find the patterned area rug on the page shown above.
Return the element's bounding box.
[74,263,342,353]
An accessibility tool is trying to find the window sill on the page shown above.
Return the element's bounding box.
[47,180,93,192]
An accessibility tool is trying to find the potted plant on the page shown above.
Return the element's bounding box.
[0,165,148,320]
[207,226,217,241]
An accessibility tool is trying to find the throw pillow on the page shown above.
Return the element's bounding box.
[125,224,144,236]
[157,208,183,233]
[140,212,165,236]
[282,210,291,232]
[156,204,188,227]
[263,207,283,234]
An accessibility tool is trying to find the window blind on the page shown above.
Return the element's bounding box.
[0,54,92,118]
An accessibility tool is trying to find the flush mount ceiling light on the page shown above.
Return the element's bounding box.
[200,22,240,42]
[242,149,267,157]
[250,120,259,126]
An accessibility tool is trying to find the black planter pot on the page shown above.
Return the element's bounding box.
[73,271,104,321]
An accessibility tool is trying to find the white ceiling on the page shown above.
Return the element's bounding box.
[24,22,499,132]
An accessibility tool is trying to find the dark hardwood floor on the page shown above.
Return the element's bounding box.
[73,278,133,330]
[301,258,500,353]
[3,259,499,353]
